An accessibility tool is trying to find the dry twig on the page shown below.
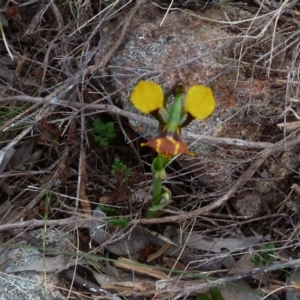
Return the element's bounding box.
[130,131,300,225]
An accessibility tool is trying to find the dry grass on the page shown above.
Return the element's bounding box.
[1,0,300,299]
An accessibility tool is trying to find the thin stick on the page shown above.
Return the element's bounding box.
[88,0,146,73]
[0,96,274,150]
[129,131,300,225]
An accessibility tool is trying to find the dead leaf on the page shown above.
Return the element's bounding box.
[90,269,115,286]
[102,281,155,294]
[0,199,16,223]
[7,255,75,273]
[286,267,300,300]
[291,184,300,196]
[0,13,8,27]
[66,130,77,146]
[0,147,15,174]
[175,229,263,253]
[228,253,268,285]
[150,227,263,259]
[37,120,62,150]
[134,244,155,262]
[89,206,108,244]
[105,225,150,256]
[292,281,300,293]
[4,5,20,18]
[277,121,300,132]
[9,139,37,169]
[0,62,14,81]
[98,196,112,204]
[145,226,178,246]
[147,242,170,263]
[38,119,60,139]
[114,257,168,279]
[163,257,186,271]
[221,279,262,300]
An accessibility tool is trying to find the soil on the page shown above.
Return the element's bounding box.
[0,0,300,299]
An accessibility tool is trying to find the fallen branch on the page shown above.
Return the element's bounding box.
[130,131,300,224]
[128,258,300,297]
[0,95,274,150]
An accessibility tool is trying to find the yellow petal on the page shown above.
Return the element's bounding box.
[130,81,164,114]
[184,85,216,120]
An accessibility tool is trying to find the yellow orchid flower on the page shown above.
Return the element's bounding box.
[130,81,216,218]
[184,85,215,120]
[130,81,216,158]
[130,81,164,114]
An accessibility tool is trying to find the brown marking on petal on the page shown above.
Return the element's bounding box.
[141,133,195,157]
[160,129,181,141]
[174,140,180,155]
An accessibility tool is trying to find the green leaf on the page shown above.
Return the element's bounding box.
[99,205,119,216]
[251,254,261,266]
[100,140,108,148]
[107,132,115,138]
[93,119,101,127]
[107,122,114,131]
[108,218,130,228]
[150,187,171,212]
[99,124,106,131]
[196,294,211,300]
[111,157,131,180]
[92,118,116,147]
[209,286,224,300]
[125,169,132,176]
[251,243,275,266]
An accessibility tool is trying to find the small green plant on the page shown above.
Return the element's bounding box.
[92,118,115,148]
[111,157,132,180]
[99,205,120,216]
[251,243,275,266]
[196,287,224,300]
[98,205,129,228]
[107,217,130,228]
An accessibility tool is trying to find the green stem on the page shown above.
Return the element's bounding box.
[146,153,165,219]
[145,83,185,219]
[152,153,164,201]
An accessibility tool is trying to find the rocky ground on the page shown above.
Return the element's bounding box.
[0,0,300,299]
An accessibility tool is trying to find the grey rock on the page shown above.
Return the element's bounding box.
[107,3,295,191]
[0,228,73,300]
